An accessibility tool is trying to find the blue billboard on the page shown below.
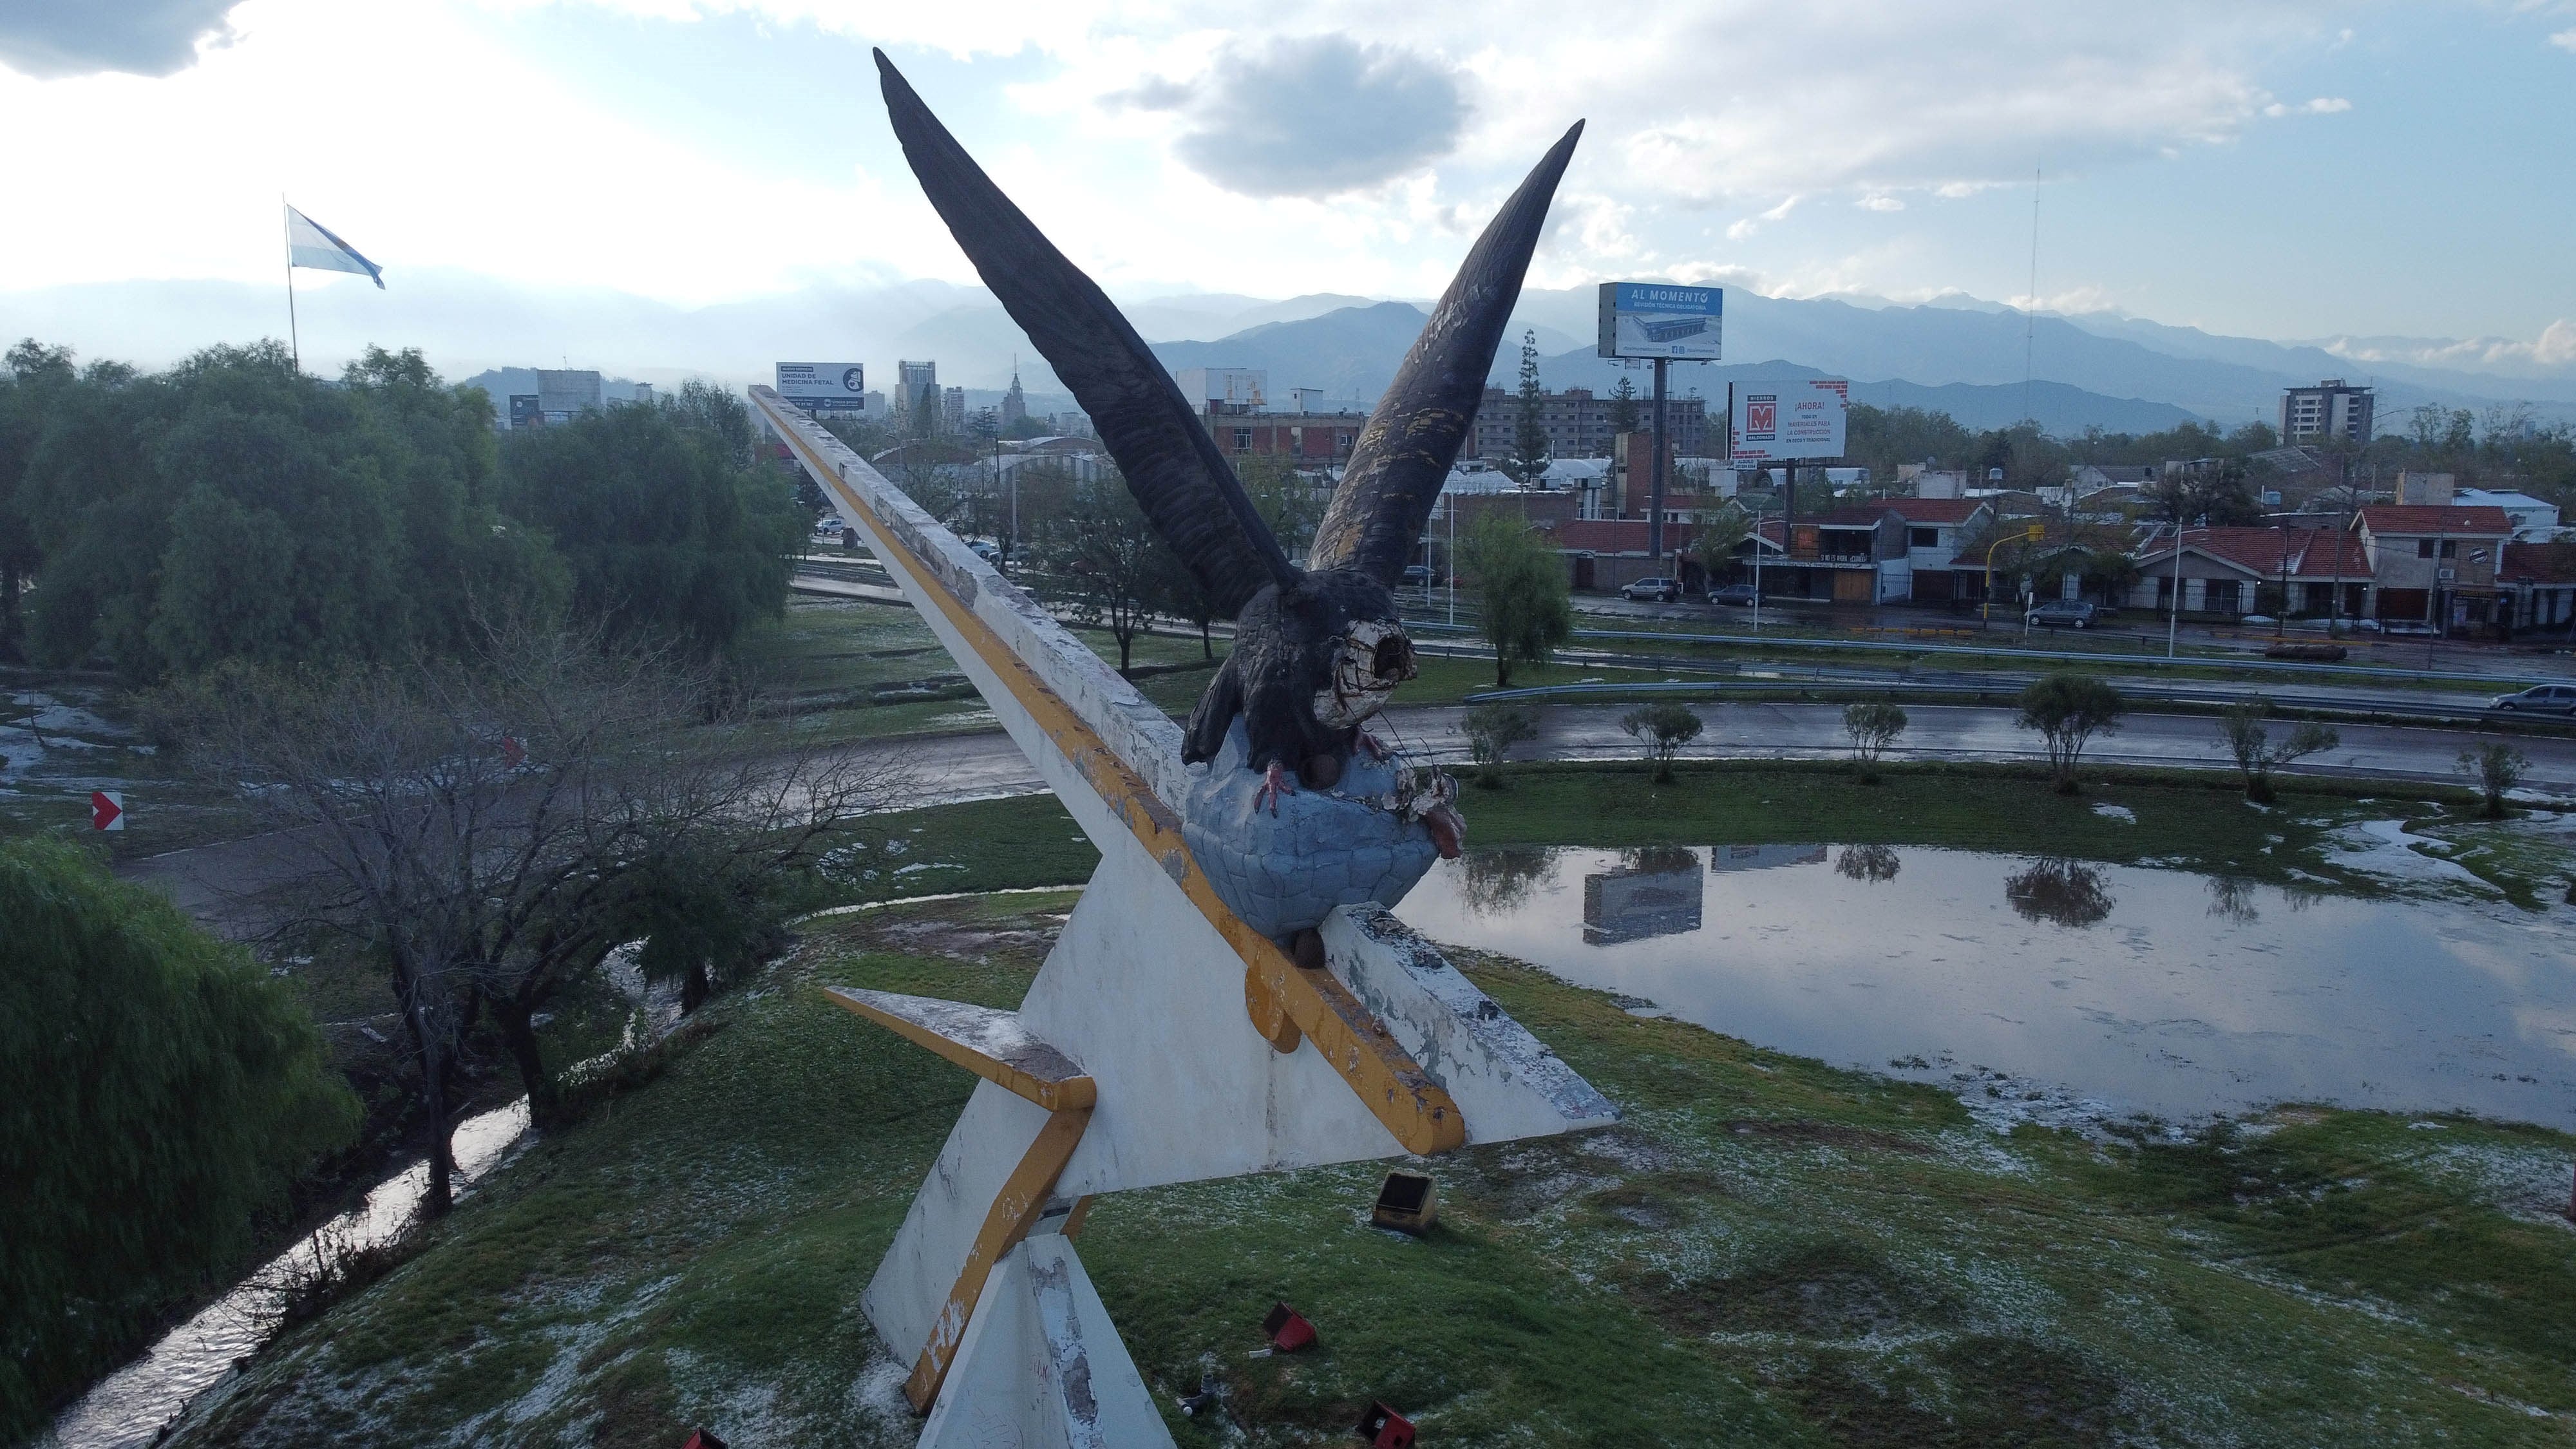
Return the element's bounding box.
[1597,283,1723,360]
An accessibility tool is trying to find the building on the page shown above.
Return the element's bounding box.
[1000,368,1027,427]
[2396,471,2454,505]
[1884,498,1998,605]
[896,360,939,431]
[2351,504,2514,628]
[942,386,966,433]
[2128,526,2374,620]
[535,368,602,424]
[2498,543,2576,635]
[2280,379,2375,444]
[1175,367,1266,412]
[1469,386,1710,462]
[506,394,542,429]
[2454,487,2562,542]
[1202,406,1365,463]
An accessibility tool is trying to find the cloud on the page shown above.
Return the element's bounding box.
[0,0,239,79]
[1859,194,1906,212]
[2553,27,2576,52]
[2264,95,2350,115]
[1118,33,1466,198]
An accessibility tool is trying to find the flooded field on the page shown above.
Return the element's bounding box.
[1397,840,2576,1127]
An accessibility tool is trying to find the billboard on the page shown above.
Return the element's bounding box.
[1596,282,1723,360]
[1727,378,1850,462]
[776,363,868,405]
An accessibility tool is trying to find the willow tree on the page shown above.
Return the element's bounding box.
[1,838,355,1437]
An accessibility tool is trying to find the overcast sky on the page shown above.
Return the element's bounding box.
[3,0,2572,356]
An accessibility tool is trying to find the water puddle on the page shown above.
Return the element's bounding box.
[1397,841,2576,1127]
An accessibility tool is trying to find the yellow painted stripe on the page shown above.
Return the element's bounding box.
[759,395,1464,1157]
[904,1106,1092,1413]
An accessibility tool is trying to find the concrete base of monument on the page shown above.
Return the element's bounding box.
[863,826,1620,1382]
[917,1232,1173,1449]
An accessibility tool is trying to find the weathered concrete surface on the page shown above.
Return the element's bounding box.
[916,1235,1171,1449]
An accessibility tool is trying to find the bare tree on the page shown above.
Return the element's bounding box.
[1464,701,1540,787]
[2456,743,2528,819]
[1620,701,1702,783]
[2215,700,2338,803]
[2015,674,2125,794]
[168,621,905,1213]
[1841,701,1908,784]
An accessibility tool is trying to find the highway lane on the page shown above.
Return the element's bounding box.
[124,702,2573,931]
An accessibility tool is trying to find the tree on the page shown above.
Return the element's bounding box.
[2005,858,2116,926]
[1,838,357,1437]
[1506,330,1550,484]
[1464,700,1540,786]
[2145,459,2262,528]
[1458,847,1555,914]
[1609,375,1640,435]
[1459,511,1573,687]
[2215,701,2338,802]
[1621,701,1702,782]
[2015,673,2125,793]
[0,341,77,661]
[1688,501,1753,587]
[1841,701,1909,783]
[166,621,901,1208]
[2456,742,2526,819]
[498,395,804,655]
[1039,473,1164,673]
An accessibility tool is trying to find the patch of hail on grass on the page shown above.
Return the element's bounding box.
[438,1271,686,1445]
[1938,1063,2126,1142]
[2090,802,2137,824]
[2399,1137,2576,1226]
[2324,819,2499,897]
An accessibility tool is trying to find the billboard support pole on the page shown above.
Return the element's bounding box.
[1649,357,1669,562]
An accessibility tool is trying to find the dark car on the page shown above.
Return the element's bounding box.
[2025,600,2099,629]
[2489,684,2576,715]
[1401,564,1434,587]
[1707,583,1759,606]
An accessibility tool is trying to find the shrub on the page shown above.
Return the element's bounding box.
[2015,674,2125,794]
[2215,700,2338,803]
[1842,701,1909,783]
[1620,701,1703,783]
[2456,742,2527,819]
[1464,701,1541,787]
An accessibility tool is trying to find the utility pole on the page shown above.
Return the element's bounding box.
[1648,356,1669,562]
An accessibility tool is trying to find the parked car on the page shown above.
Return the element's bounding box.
[968,538,1001,562]
[2489,683,2576,715]
[813,515,846,533]
[1622,577,1683,603]
[1707,583,1759,606]
[2025,600,2099,629]
[1401,564,1434,587]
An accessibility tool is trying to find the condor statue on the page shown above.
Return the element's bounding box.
[875,51,1580,923]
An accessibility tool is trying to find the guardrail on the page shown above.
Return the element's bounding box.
[1455,676,2575,730]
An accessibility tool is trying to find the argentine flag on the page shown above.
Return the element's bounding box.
[285,205,383,289]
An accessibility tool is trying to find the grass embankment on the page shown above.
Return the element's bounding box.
[176,886,2576,1447]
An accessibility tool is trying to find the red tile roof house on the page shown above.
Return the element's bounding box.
[2126,526,2375,620]
[2350,505,2515,630]
[2498,542,2576,637]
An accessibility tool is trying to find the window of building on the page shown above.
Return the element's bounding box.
[1233,428,1253,451]
[1910,527,1940,549]
[2417,538,2435,558]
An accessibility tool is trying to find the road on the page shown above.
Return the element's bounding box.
[124,701,2573,928]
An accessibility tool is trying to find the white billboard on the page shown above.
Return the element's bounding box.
[776,363,869,404]
[1727,378,1850,462]
[1596,282,1723,361]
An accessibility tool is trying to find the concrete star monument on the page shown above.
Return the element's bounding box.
[749,53,1615,1446]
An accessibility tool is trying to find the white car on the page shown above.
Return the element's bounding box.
[814,515,846,533]
[1621,577,1682,603]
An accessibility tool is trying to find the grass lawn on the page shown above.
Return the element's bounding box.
[176,887,2576,1447]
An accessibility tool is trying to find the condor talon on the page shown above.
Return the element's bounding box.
[1255,761,1296,816]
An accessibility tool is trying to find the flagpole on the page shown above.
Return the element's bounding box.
[281,197,300,373]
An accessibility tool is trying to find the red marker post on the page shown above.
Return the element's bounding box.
[90,791,124,831]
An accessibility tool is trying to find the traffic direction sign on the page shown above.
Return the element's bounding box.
[90,790,124,831]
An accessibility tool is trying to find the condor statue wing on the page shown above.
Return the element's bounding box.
[1307,122,1584,583]
[875,50,1298,614]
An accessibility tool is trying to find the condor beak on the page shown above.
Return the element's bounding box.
[1423,800,1464,859]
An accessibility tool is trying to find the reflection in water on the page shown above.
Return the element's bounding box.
[2005,858,2114,927]
[1396,842,2576,1126]
[1709,842,1828,873]
[1835,844,1902,883]
[2206,875,2262,923]
[1583,848,1703,945]
[1459,848,1557,916]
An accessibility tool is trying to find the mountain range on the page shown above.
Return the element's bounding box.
[5,272,2569,437]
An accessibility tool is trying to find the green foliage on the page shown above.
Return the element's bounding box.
[1464,701,1541,785]
[2215,700,2338,802]
[497,392,803,654]
[1609,374,1640,434]
[1505,329,1550,484]
[1620,700,1703,782]
[1841,701,1909,781]
[7,341,561,680]
[0,837,357,1435]
[2016,673,2125,793]
[2456,743,2528,819]
[1842,402,1976,484]
[1688,501,1753,584]
[1459,511,1572,687]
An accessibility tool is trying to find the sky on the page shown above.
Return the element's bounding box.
[3,0,2573,362]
